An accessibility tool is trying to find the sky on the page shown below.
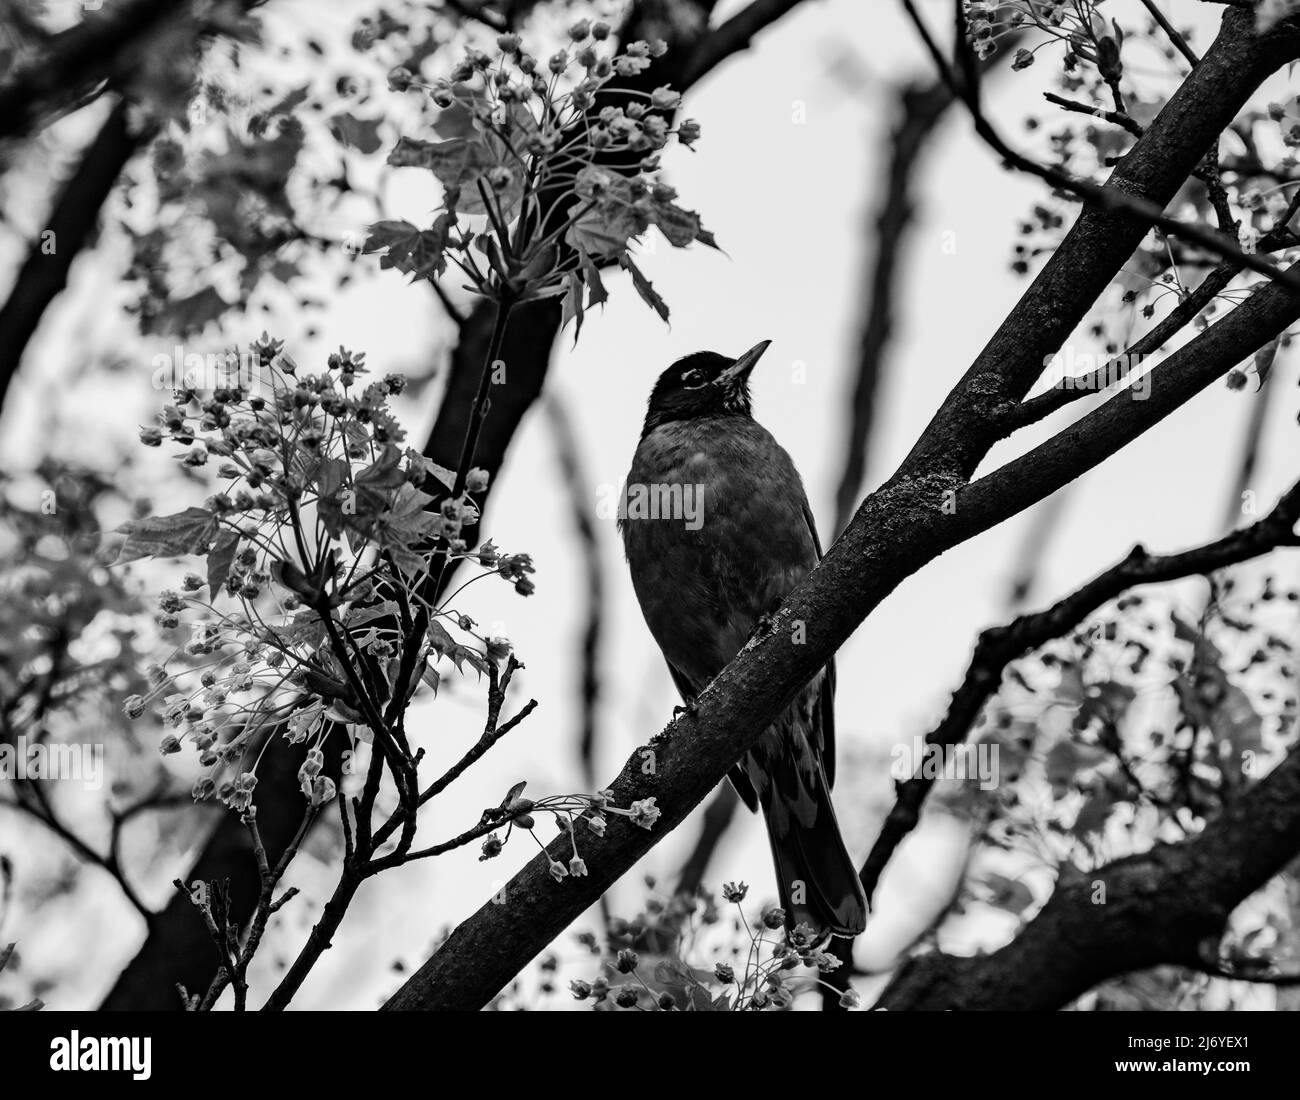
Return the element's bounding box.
[2,0,1297,1009]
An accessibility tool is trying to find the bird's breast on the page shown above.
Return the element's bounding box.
[619,417,819,689]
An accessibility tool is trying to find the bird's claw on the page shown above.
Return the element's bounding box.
[673,696,700,720]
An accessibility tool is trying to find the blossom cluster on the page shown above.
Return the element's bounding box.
[119,335,532,811]
[565,880,862,1011]
[476,785,661,879]
[369,22,713,323]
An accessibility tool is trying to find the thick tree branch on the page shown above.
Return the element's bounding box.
[874,729,1300,1010]
[0,99,149,404]
[0,0,193,140]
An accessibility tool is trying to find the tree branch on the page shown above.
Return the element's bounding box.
[833,78,956,535]
[859,479,1300,905]
[875,728,1300,1010]
[0,99,150,405]
[899,3,1300,481]
[682,0,810,86]
[0,0,258,140]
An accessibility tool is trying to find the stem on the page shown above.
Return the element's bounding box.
[260,865,364,1011]
[421,295,515,608]
[449,296,515,500]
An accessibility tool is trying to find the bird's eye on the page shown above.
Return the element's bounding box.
[681,369,707,389]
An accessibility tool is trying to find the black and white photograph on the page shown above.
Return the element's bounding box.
[1,0,1299,1068]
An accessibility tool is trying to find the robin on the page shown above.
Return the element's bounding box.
[619,340,868,940]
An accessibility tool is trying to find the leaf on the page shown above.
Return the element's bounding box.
[315,456,350,498]
[379,483,441,550]
[453,645,488,676]
[364,219,419,251]
[560,270,585,341]
[260,85,310,123]
[115,508,220,564]
[1211,681,1264,758]
[619,255,670,323]
[207,530,240,592]
[1254,338,1280,387]
[1070,772,1125,838]
[427,619,457,657]
[386,136,521,216]
[313,457,352,536]
[980,871,1034,915]
[579,252,608,309]
[566,203,644,259]
[648,200,701,247]
[363,217,449,280]
[355,445,406,491]
[388,136,486,182]
[345,600,401,628]
[155,286,230,336]
[328,112,383,154]
[1075,680,1136,731]
[432,102,478,140]
[1044,738,1083,789]
[274,612,328,649]
[405,450,456,492]
[573,165,630,201]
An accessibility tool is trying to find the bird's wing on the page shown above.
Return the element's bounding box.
[665,658,760,813]
[801,498,837,789]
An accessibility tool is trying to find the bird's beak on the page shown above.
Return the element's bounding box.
[715,340,771,388]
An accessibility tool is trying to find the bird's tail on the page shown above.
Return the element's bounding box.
[756,741,868,941]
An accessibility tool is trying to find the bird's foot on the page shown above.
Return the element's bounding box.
[753,611,777,641]
[673,696,700,720]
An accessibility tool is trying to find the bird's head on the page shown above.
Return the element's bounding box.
[641,340,772,435]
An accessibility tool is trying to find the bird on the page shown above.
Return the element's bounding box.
[618,340,868,941]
